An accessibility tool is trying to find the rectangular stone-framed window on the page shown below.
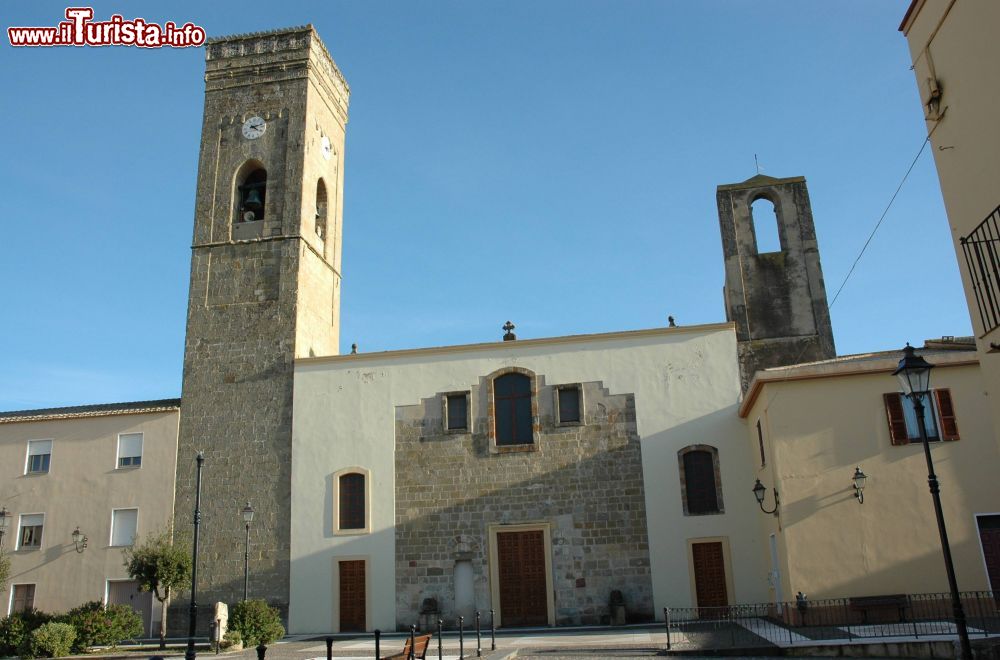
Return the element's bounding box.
[554,384,583,426]
[442,391,471,433]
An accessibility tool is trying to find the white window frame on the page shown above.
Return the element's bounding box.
[16,513,44,551]
[8,583,36,615]
[901,392,942,441]
[109,508,139,547]
[116,432,144,469]
[332,466,371,536]
[24,439,53,475]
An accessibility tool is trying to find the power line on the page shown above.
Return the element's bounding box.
[828,136,931,309]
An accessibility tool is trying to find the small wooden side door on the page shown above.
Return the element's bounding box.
[692,542,729,610]
[339,560,367,632]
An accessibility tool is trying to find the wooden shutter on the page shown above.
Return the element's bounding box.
[934,389,960,441]
[883,393,909,445]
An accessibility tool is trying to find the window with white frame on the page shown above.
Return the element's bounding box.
[26,440,52,474]
[17,514,43,550]
[110,509,138,547]
[117,433,143,468]
[10,584,35,613]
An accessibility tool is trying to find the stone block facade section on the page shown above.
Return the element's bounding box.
[173,25,348,631]
[717,174,836,391]
[394,373,653,629]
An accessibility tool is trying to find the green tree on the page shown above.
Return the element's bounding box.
[122,529,191,649]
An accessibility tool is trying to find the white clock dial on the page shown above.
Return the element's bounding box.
[321,136,333,160]
[242,116,266,140]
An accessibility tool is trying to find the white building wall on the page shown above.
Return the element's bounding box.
[290,323,768,633]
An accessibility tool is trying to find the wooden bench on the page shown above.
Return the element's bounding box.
[381,633,432,660]
[848,594,910,624]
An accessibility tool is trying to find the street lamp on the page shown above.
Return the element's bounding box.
[241,502,255,601]
[186,452,205,660]
[0,507,10,548]
[752,479,779,515]
[852,467,867,504]
[893,344,972,660]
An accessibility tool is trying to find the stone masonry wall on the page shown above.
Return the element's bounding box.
[172,26,348,632]
[394,374,653,629]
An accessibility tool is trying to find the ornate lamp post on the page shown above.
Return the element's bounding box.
[852,467,867,504]
[893,344,971,660]
[186,452,205,660]
[71,527,88,553]
[241,502,255,601]
[0,507,10,548]
[752,479,779,515]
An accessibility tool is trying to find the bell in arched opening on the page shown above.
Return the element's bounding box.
[239,168,267,222]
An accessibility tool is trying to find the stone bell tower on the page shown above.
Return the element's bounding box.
[173,25,349,625]
[717,174,835,391]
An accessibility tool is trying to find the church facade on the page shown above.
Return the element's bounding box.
[4,22,1000,637]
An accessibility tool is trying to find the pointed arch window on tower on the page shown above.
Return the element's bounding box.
[315,178,328,241]
[238,168,267,223]
[750,197,781,253]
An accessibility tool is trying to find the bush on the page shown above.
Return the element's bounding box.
[228,600,284,647]
[0,609,53,657]
[220,628,242,650]
[62,601,142,652]
[26,623,75,658]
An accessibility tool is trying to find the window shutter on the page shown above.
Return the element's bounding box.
[883,393,909,445]
[934,389,960,441]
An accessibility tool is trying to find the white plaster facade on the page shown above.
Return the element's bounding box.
[289,323,771,634]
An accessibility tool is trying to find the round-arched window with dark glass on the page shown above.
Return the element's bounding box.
[338,472,365,530]
[494,373,532,446]
[683,450,720,514]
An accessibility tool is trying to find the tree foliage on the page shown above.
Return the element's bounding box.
[122,528,192,647]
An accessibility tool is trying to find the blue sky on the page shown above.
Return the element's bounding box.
[0,1,968,410]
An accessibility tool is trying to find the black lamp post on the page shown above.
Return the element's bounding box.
[893,344,971,660]
[0,507,10,548]
[242,502,255,601]
[186,452,205,660]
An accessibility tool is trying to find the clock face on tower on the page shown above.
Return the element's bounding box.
[242,116,266,140]
[321,136,333,160]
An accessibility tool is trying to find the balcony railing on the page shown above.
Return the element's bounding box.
[961,204,1000,335]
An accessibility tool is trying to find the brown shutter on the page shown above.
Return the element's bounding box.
[934,389,960,441]
[883,392,909,445]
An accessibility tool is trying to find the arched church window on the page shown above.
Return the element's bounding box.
[678,445,724,515]
[337,471,366,531]
[494,373,532,446]
[237,167,267,223]
[750,196,781,253]
[316,178,328,240]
